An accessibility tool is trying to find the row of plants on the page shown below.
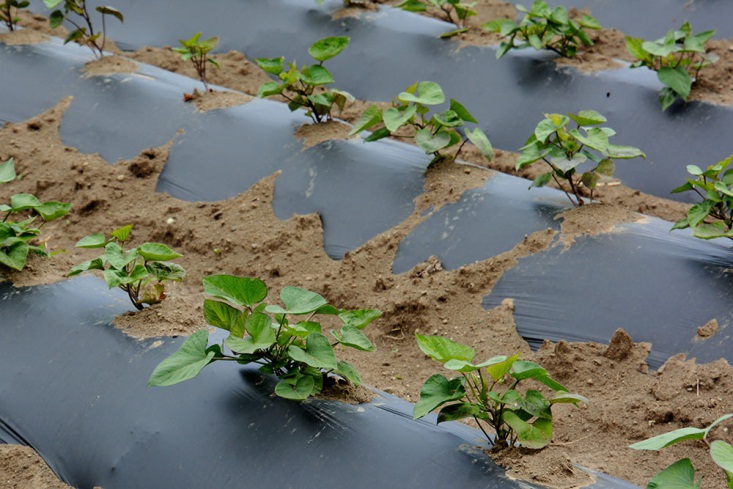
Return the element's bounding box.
[0,0,717,111]
[2,3,732,487]
[388,0,719,111]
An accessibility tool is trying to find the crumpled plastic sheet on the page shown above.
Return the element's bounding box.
[0,276,637,489]
[483,217,733,369]
[23,0,733,204]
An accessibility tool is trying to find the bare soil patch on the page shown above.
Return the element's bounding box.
[2,4,733,488]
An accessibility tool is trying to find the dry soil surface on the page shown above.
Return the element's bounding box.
[2,2,733,488]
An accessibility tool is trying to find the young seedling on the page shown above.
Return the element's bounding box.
[626,22,718,111]
[413,334,587,450]
[0,158,71,271]
[671,153,733,241]
[484,0,601,58]
[255,36,354,124]
[148,274,381,401]
[0,0,29,31]
[172,32,220,93]
[43,0,123,59]
[349,80,493,167]
[516,110,645,206]
[68,224,185,310]
[396,0,477,38]
[630,413,733,488]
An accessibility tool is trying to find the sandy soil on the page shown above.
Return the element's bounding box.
[2,2,733,488]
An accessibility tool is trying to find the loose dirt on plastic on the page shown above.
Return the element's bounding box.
[2,3,733,488]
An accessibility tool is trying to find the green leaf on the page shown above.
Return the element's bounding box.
[0,240,28,270]
[203,275,267,308]
[275,374,315,400]
[485,353,519,382]
[530,172,553,188]
[568,110,607,127]
[687,200,714,228]
[96,6,123,23]
[48,9,64,29]
[9,194,40,211]
[436,402,482,423]
[334,360,362,387]
[138,243,181,262]
[659,87,679,111]
[288,332,338,369]
[693,222,729,240]
[111,224,133,243]
[257,81,283,98]
[398,81,445,105]
[629,427,707,451]
[413,374,466,419]
[147,330,215,386]
[300,64,334,86]
[596,158,615,176]
[255,57,284,75]
[550,391,589,405]
[511,360,567,391]
[570,127,609,152]
[145,261,185,282]
[550,153,586,173]
[349,105,383,135]
[224,313,276,354]
[267,286,327,315]
[415,129,452,155]
[645,458,700,489]
[606,144,645,160]
[448,99,478,124]
[338,309,381,329]
[502,411,553,449]
[519,390,552,419]
[625,36,647,61]
[383,105,417,133]
[466,128,493,160]
[77,231,106,251]
[35,202,71,221]
[67,257,104,277]
[415,334,474,364]
[203,299,245,333]
[534,118,559,143]
[332,325,375,351]
[308,36,349,62]
[711,440,733,476]
[658,66,692,100]
[364,126,391,142]
[581,171,599,190]
[0,159,15,184]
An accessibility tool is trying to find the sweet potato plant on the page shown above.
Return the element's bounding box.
[413,334,587,450]
[0,158,71,271]
[149,274,381,401]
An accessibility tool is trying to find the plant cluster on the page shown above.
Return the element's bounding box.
[484,0,601,59]
[0,158,71,271]
[626,22,718,111]
[413,334,587,449]
[630,414,733,488]
[68,224,185,310]
[671,153,733,241]
[396,0,477,38]
[173,32,220,93]
[0,0,29,31]
[516,110,645,206]
[43,0,123,59]
[148,275,381,401]
[256,36,354,124]
[349,81,492,166]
